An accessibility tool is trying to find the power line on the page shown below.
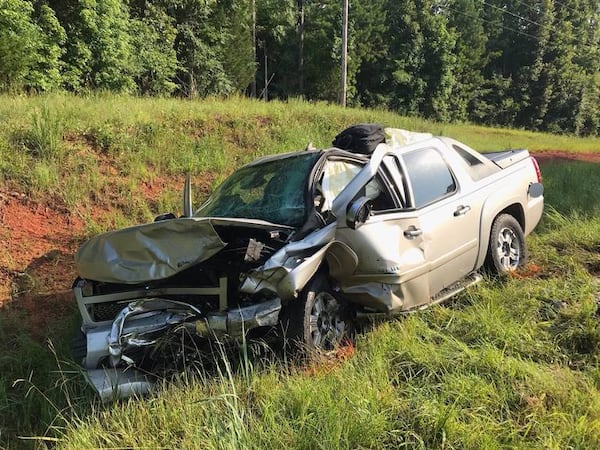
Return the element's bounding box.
[445,2,598,53]
[554,0,580,15]
[511,0,541,15]
[481,0,542,29]
[445,4,541,41]
[476,1,598,51]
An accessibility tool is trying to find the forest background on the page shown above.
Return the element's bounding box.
[1,0,599,136]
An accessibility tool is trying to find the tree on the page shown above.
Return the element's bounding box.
[0,0,64,92]
[129,3,179,95]
[215,0,256,92]
[254,0,296,98]
[158,0,254,97]
[383,0,456,121]
[445,0,487,121]
[53,0,135,92]
[350,0,389,106]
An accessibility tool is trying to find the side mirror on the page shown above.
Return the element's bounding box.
[346,196,372,230]
[182,173,193,217]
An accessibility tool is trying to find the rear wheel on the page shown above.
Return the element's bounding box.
[280,274,353,351]
[486,214,528,275]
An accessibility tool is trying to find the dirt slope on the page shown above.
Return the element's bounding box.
[0,191,84,335]
[0,150,596,336]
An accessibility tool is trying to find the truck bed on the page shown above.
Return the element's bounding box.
[483,149,530,169]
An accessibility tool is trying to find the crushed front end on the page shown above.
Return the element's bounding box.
[72,220,338,401]
[72,218,297,400]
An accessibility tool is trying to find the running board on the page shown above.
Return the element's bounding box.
[356,272,482,320]
[428,271,482,307]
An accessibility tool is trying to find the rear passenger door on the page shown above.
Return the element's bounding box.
[402,146,480,295]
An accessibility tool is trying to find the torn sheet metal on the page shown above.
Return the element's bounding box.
[192,297,281,337]
[75,218,226,284]
[240,223,337,298]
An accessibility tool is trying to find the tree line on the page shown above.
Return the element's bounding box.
[1,0,598,135]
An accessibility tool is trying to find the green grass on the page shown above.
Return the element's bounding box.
[0,93,599,226]
[0,94,599,449]
[55,258,600,449]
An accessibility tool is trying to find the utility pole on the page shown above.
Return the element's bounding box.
[264,41,268,101]
[251,0,257,98]
[339,0,348,106]
[298,0,305,95]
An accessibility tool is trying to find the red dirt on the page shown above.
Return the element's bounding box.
[532,150,600,164]
[300,341,356,377]
[0,191,84,337]
[0,148,597,339]
[510,263,543,280]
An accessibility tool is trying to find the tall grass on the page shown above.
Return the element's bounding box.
[1,93,599,226]
[0,94,599,448]
[57,268,600,449]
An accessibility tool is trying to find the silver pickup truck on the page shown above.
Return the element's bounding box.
[72,126,544,400]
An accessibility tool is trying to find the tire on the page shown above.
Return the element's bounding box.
[279,274,353,351]
[72,329,87,365]
[485,213,528,275]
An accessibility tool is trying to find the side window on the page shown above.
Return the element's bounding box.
[403,148,456,208]
[318,159,395,213]
[365,175,395,211]
[451,144,495,182]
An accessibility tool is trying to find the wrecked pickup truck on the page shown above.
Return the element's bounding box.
[72,125,544,400]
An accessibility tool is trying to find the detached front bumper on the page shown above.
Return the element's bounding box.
[86,367,154,403]
[78,294,282,401]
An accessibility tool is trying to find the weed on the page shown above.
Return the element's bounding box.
[1,94,600,448]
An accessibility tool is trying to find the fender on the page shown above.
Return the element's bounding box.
[477,194,525,269]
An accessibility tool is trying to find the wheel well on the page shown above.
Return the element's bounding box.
[497,203,525,231]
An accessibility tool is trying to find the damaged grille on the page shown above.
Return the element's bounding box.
[92,302,126,322]
[88,294,222,323]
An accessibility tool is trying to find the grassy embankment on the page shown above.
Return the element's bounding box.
[0,94,599,448]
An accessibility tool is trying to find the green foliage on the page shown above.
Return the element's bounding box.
[0,0,598,135]
[129,4,179,96]
[61,0,135,92]
[0,0,64,92]
[446,0,487,121]
[0,95,600,448]
[218,0,256,92]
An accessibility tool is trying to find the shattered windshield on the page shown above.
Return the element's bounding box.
[195,152,320,227]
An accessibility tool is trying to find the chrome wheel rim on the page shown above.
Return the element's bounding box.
[496,227,520,271]
[308,292,346,350]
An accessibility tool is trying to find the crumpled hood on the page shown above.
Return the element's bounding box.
[75,218,228,284]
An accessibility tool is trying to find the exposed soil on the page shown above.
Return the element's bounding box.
[0,149,597,338]
[0,191,85,336]
[532,150,600,164]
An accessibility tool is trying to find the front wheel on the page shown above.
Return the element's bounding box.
[485,213,528,275]
[280,275,353,351]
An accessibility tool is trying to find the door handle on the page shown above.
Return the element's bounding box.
[403,227,423,239]
[454,205,471,217]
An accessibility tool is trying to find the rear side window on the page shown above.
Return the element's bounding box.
[451,144,495,181]
[403,148,456,208]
